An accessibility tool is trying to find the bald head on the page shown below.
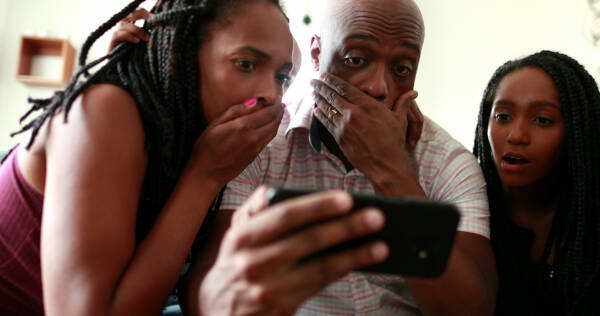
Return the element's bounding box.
[320,0,425,44]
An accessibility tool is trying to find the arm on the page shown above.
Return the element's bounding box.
[41,84,283,316]
[311,74,497,315]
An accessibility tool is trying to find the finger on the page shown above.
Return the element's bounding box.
[317,72,364,103]
[124,8,152,23]
[209,98,260,126]
[392,90,418,113]
[236,108,284,158]
[313,104,338,140]
[116,21,150,41]
[312,92,340,130]
[227,191,354,250]
[406,100,423,149]
[310,79,351,114]
[111,30,142,46]
[241,208,385,278]
[260,240,388,304]
[232,186,271,226]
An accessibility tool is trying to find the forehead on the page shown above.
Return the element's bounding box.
[327,0,424,48]
[208,2,293,57]
[496,67,559,101]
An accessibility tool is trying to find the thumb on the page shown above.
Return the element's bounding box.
[392,90,418,113]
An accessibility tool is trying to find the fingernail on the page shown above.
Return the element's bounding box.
[371,242,389,261]
[244,98,257,107]
[334,192,352,210]
[282,103,287,109]
[364,210,384,229]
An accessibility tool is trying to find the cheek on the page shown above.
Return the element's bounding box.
[536,129,565,166]
[487,122,502,159]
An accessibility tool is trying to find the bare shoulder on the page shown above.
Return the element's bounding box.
[47,83,146,154]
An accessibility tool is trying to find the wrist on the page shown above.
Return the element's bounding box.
[368,156,425,198]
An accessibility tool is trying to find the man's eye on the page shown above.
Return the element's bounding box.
[235,60,256,71]
[344,56,366,67]
[394,64,412,77]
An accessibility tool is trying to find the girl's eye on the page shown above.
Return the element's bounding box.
[394,64,413,77]
[494,113,511,122]
[534,116,554,126]
[235,60,256,71]
[344,56,366,67]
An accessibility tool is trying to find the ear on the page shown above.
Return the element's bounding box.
[310,35,322,72]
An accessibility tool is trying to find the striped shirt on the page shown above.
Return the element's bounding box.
[222,97,490,315]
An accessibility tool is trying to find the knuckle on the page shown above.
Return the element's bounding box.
[235,252,259,277]
[327,91,337,105]
[252,284,272,304]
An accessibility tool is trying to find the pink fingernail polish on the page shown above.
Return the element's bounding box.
[282,103,287,109]
[244,98,256,107]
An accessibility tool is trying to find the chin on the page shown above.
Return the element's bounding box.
[498,174,536,189]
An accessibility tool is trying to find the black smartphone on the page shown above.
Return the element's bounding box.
[266,188,461,278]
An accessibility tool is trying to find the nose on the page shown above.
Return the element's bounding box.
[359,63,389,103]
[256,77,282,106]
[507,118,530,145]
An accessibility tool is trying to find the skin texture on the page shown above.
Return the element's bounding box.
[16,1,289,315]
[308,0,497,315]
[487,66,565,263]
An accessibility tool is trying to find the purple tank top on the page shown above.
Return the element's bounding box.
[0,146,44,315]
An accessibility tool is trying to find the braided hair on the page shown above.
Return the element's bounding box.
[12,0,282,242]
[473,50,600,312]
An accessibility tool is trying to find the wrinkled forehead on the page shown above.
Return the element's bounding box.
[323,0,425,46]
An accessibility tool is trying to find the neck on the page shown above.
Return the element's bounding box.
[502,176,561,230]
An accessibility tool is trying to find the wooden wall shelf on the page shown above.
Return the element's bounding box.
[16,36,75,87]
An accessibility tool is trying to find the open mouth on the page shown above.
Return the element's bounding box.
[503,154,531,165]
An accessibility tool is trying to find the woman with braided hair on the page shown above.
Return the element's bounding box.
[0,0,390,315]
[473,50,600,315]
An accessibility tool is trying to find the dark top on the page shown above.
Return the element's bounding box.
[493,218,599,315]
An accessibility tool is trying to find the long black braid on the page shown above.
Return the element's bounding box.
[12,0,282,242]
[473,50,600,313]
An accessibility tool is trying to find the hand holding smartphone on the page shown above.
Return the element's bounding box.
[267,188,460,277]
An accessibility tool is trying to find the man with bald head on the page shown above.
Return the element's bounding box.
[183,0,497,315]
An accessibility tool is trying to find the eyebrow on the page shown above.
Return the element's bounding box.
[343,33,421,53]
[238,46,293,70]
[495,99,559,108]
[238,46,271,59]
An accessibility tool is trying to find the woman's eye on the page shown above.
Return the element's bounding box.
[534,116,554,126]
[276,73,291,85]
[494,113,511,122]
[344,56,366,67]
[235,60,256,71]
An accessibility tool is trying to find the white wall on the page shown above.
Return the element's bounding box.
[1,0,599,149]
[282,0,600,149]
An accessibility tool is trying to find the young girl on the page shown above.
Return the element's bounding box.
[0,0,291,314]
[474,51,600,315]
